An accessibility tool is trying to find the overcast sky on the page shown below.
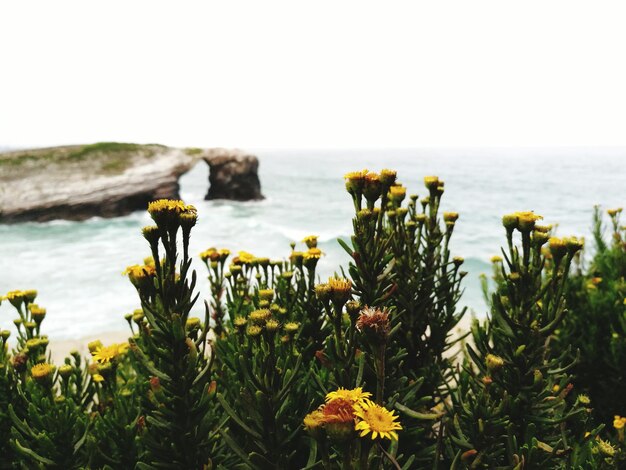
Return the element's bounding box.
[1,1,626,149]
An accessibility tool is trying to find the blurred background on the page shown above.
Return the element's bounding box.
[1,1,625,339]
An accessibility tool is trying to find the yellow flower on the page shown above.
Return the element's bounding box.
[389,185,406,202]
[607,208,622,217]
[549,237,568,260]
[31,363,54,380]
[485,354,505,371]
[344,169,369,193]
[258,289,275,301]
[490,255,503,263]
[424,176,440,190]
[596,438,616,457]
[249,309,271,324]
[93,374,105,383]
[92,344,125,364]
[516,211,543,232]
[302,235,319,249]
[304,248,322,260]
[353,399,402,441]
[614,415,626,430]
[443,212,459,223]
[303,409,326,432]
[284,322,300,334]
[380,169,397,186]
[247,325,263,337]
[327,277,352,304]
[237,251,255,264]
[200,248,218,262]
[325,387,372,404]
[123,264,156,280]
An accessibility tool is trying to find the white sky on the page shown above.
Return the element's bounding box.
[1,1,626,149]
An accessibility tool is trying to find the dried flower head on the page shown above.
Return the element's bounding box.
[356,307,390,341]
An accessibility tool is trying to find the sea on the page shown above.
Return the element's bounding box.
[1,148,624,339]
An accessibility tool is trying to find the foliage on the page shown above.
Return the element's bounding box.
[0,170,623,469]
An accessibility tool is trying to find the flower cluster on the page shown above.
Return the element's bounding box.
[304,387,402,442]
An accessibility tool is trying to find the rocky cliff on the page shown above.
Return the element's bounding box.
[203,149,264,201]
[0,143,263,223]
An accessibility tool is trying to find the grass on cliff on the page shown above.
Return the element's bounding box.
[0,142,167,175]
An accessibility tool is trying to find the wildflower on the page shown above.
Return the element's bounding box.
[516,211,542,232]
[92,343,125,364]
[237,251,255,264]
[0,330,10,341]
[302,235,318,249]
[5,290,25,308]
[453,256,464,267]
[444,212,459,223]
[565,236,584,254]
[344,169,368,194]
[29,305,46,323]
[363,172,382,202]
[265,319,280,333]
[414,213,427,224]
[142,225,160,246]
[258,289,274,301]
[485,354,504,371]
[123,264,156,288]
[577,394,591,405]
[532,231,549,246]
[327,277,352,306]
[303,410,326,437]
[186,317,201,330]
[93,374,105,383]
[247,325,263,337]
[424,176,440,190]
[147,199,196,229]
[200,248,219,262]
[304,247,322,260]
[614,415,626,430]
[233,317,247,328]
[88,340,103,353]
[502,213,519,231]
[325,387,372,404]
[534,224,552,233]
[596,438,616,457]
[549,237,568,261]
[284,322,300,334]
[31,363,54,386]
[249,309,271,325]
[353,399,402,441]
[607,208,622,217]
[389,185,406,203]
[321,398,356,442]
[380,169,397,187]
[491,255,503,263]
[356,307,390,342]
[58,364,73,379]
[304,248,323,268]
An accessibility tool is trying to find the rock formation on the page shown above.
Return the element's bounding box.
[0,143,264,223]
[0,143,198,223]
[203,149,264,201]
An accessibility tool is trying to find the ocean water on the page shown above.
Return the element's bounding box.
[1,148,624,339]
